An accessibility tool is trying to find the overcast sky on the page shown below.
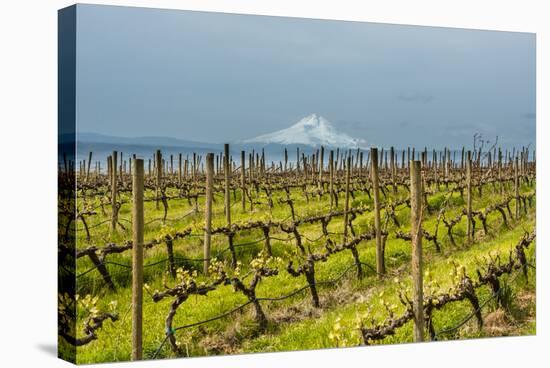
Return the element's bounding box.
[76,4,535,149]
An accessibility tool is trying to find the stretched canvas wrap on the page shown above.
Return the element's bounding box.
[58,4,536,364]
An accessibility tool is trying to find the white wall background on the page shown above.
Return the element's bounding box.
[0,1,547,367]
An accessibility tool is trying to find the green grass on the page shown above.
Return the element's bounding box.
[71,178,536,363]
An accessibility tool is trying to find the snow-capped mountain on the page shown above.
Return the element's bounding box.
[243,113,367,148]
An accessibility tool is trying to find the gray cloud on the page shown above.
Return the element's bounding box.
[75,4,536,150]
[397,92,435,103]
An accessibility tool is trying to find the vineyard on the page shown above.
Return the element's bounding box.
[58,145,536,364]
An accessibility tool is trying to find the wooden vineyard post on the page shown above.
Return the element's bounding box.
[424,147,428,169]
[248,152,254,181]
[445,148,450,179]
[107,155,112,182]
[204,153,214,274]
[343,156,351,242]
[498,148,503,195]
[441,148,447,182]
[155,150,162,210]
[432,150,439,192]
[410,160,424,342]
[183,158,188,179]
[192,152,197,182]
[296,147,300,180]
[359,151,364,176]
[370,147,385,276]
[170,154,173,176]
[178,153,182,185]
[477,147,482,168]
[119,152,124,185]
[515,156,520,220]
[319,146,324,190]
[261,154,266,175]
[311,151,317,184]
[390,146,396,193]
[520,148,528,180]
[110,150,118,233]
[355,148,361,173]
[303,155,308,182]
[466,151,473,243]
[131,158,144,360]
[224,144,237,268]
[241,150,246,211]
[86,151,92,183]
[248,153,254,210]
[421,151,428,208]
[329,150,335,209]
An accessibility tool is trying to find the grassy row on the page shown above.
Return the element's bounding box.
[73,179,535,363]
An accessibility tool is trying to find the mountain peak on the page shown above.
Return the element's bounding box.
[296,113,325,128]
[244,114,367,148]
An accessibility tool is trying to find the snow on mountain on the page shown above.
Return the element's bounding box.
[243,113,367,148]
